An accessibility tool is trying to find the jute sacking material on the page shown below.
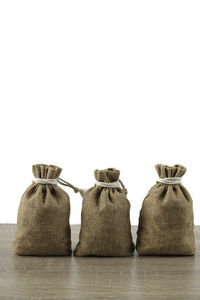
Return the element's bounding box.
[74,168,135,257]
[13,164,79,256]
[136,164,195,256]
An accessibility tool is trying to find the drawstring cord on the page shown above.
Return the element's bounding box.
[58,178,86,197]
[33,177,127,196]
[95,179,128,195]
[119,179,128,195]
[33,177,86,197]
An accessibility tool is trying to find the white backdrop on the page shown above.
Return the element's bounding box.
[0,0,199,225]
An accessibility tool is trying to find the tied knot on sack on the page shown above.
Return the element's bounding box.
[155,164,186,185]
[94,168,128,194]
[33,177,86,197]
[32,164,86,197]
[57,178,86,197]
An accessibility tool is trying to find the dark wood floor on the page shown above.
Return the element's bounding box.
[0,225,200,300]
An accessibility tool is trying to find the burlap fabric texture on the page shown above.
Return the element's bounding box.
[13,164,81,256]
[74,168,134,256]
[136,164,195,256]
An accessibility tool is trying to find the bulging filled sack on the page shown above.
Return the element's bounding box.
[13,164,82,256]
[136,164,195,255]
[74,168,134,256]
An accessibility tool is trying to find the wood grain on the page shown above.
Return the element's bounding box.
[0,225,200,300]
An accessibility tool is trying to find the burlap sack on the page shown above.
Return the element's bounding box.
[74,168,134,256]
[13,164,76,256]
[136,164,195,255]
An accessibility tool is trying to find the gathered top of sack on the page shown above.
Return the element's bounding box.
[32,164,85,196]
[32,164,62,179]
[94,168,120,182]
[155,164,186,179]
[94,168,127,194]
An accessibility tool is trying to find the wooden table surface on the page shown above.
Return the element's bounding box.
[0,225,200,300]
